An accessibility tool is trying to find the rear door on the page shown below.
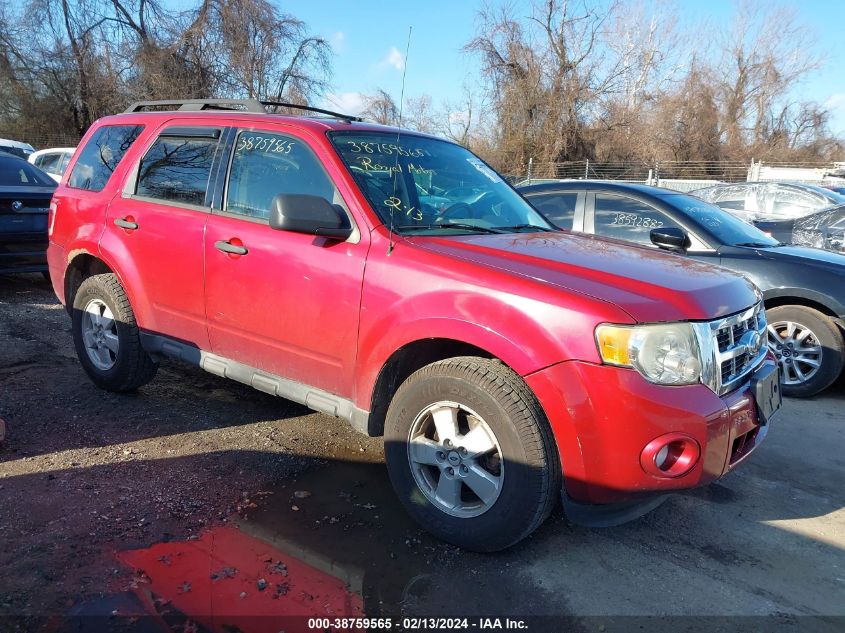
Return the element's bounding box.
[203,124,368,396]
[100,123,223,349]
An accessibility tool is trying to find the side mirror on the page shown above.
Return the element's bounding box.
[650,226,689,253]
[269,194,353,240]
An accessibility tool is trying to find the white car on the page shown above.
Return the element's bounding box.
[0,138,35,160]
[28,147,76,183]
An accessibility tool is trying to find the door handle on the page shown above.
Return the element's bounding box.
[114,217,139,230]
[214,240,248,255]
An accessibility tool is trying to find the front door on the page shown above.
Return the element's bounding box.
[203,126,368,397]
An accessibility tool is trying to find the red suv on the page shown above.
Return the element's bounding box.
[47,99,781,551]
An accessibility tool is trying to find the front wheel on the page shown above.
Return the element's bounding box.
[384,357,560,552]
[766,305,844,397]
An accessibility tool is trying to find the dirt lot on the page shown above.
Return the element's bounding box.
[1,273,843,632]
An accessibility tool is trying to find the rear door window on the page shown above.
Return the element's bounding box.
[68,124,144,192]
[135,128,220,207]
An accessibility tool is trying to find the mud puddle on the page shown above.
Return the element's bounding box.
[70,459,564,632]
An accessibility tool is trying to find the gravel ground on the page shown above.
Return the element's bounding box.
[0,273,843,632]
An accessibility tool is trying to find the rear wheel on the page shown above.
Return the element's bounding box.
[72,273,157,392]
[766,305,844,398]
[384,357,560,552]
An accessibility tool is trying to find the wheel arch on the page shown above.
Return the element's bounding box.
[365,337,515,438]
[64,251,115,314]
[763,290,845,330]
[64,248,151,329]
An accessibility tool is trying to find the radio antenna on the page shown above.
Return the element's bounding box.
[387,25,412,256]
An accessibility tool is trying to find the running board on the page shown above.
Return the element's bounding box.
[140,333,371,435]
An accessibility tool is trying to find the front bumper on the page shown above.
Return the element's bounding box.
[525,357,777,506]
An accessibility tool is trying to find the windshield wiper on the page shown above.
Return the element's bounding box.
[497,223,556,232]
[395,223,505,234]
[734,242,779,248]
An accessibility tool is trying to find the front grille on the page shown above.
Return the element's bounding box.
[709,302,767,394]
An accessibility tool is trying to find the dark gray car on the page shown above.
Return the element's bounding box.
[519,180,845,398]
[0,153,55,277]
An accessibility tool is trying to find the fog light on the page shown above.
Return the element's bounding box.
[640,433,700,478]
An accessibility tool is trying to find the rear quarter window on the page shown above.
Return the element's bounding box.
[68,124,144,192]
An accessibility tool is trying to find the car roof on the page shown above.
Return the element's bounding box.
[30,147,76,157]
[0,138,35,151]
[91,110,440,140]
[517,179,681,197]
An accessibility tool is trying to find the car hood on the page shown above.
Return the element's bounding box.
[749,243,845,271]
[410,231,758,323]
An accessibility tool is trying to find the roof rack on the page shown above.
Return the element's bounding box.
[260,100,362,122]
[123,98,362,122]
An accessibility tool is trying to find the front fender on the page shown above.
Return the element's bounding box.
[354,313,546,410]
[353,276,627,410]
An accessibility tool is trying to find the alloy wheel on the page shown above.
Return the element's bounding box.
[81,298,119,371]
[768,320,822,386]
[406,401,504,518]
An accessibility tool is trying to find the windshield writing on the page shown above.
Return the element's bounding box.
[329,132,551,234]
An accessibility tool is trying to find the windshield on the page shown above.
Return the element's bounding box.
[329,131,553,234]
[797,183,845,205]
[663,194,780,247]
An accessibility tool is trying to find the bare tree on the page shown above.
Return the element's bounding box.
[465,0,841,172]
[713,1,822,159]
[404,95,436,133]
[0,0,332,144]
[361,89,399,125]
[466,1,621,172]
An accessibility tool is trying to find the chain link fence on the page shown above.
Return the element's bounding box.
[0,131,82,151]
[512,159,845,191]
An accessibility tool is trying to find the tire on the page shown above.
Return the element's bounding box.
[384,357,560,552]
[767,305,844,398]
[71,273,157,392]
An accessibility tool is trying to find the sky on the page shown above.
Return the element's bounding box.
[289,0,845,136]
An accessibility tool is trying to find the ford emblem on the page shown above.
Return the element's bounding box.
[738,330,763,357]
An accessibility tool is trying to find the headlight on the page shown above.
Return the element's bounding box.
[595,323,703,385]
